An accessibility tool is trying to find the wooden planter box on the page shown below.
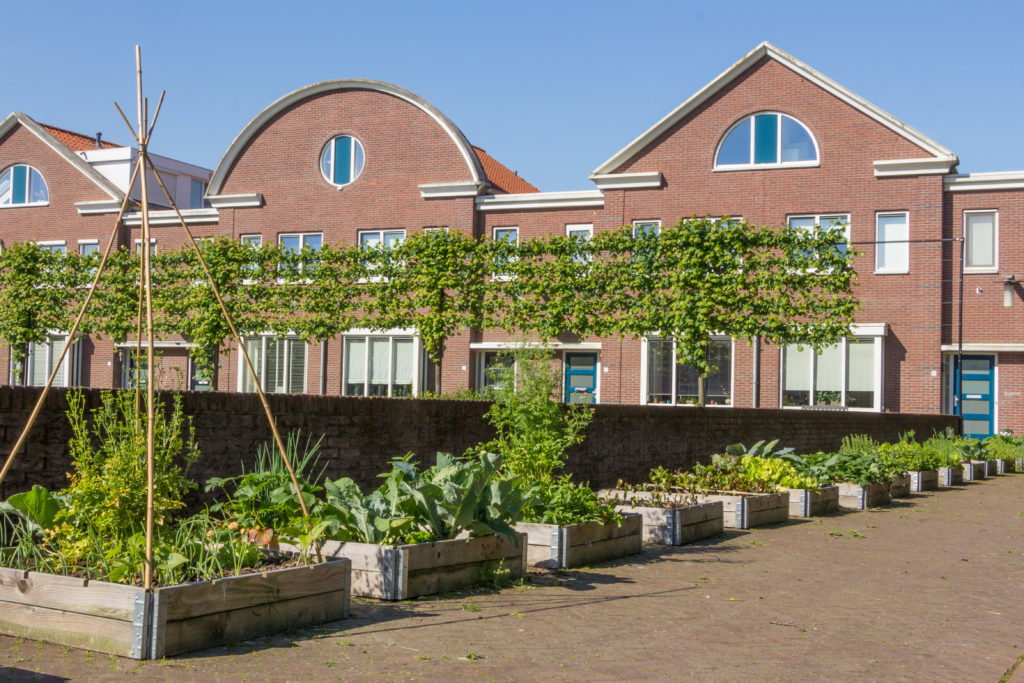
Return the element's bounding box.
[786,486,839,517]
[515,514,643,569]
[938,466,964,486]
[1015,458,1024,473]
[986,459,1009,476]
[837,482,891,510]
[909,470,939,492]
[298,534,526,601]
[613,501,724,545]
[962,460,987,481]
[889,473,912,498]
[0,560,351,660]
[693,491,790,529]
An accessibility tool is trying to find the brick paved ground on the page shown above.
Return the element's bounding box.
[2,474,1023,682]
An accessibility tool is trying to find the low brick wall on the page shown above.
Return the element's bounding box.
[0,387,958,502]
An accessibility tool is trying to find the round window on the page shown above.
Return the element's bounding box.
[320,135,365,186]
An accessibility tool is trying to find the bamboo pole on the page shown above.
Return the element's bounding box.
[141,154,315,527]
[136,45,157,590]
[0,161,141,489]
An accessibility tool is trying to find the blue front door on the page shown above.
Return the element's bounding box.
[564,353,597,404]
[955,355,995,439]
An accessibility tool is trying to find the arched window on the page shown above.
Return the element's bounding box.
[0,164,49,205]
[715,113,818,169]
[320,135,365,187]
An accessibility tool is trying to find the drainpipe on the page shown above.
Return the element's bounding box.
[320,340,327,395]
[752,335,760,408]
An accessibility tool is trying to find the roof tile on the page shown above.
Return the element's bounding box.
[473,146,539,194]
[40,123,123,152]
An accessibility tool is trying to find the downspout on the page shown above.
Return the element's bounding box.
[752,335,760,408]
[320,340,327,395]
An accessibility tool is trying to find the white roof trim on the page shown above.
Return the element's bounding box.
[944,171,1024,192]
[941,343,1024,352]
[208,80,486,194]
[208,192,264,208]
[874,157,958,178]
[591,42,957,177]
[75,199,128,215]
[590,171,664,190]
[0,112,126,200]
[476,190,604,212]
[419,181,484,199]
[123,208,219,226]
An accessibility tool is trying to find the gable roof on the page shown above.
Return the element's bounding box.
[0,112,126,199]
[473,146,539,194]
[591,42,957,177]
[39,123,122,152]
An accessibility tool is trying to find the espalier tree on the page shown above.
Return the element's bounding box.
[0,217,856,397]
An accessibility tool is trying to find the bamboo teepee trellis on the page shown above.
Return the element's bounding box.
[0,46,316,587]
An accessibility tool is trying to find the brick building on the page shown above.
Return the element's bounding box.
[1,43,1019,438]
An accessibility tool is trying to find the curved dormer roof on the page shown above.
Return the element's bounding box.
[208,79,489,195]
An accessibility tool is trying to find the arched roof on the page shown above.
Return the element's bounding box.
[207,79,486,194]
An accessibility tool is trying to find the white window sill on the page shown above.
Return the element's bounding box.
[713,161,819,172]
[873,269,909,275]
[963,267,998,274]
[0,202,49,209]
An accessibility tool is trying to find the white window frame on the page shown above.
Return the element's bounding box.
[492,226,519,281]
[422,226,449,234]
[639,336,734,407]
[476,350,516,394]
[20,332,73,388]
[278,232,322,251]
[342,332,420,398]
[874,211,909,275]
[787,213,850,244]
[565,223,593,264]
[713,112,821,171]
[320,135,366,188]
[77,239,99,256]
[133,238,157,255]
[358,229,405,249]
[237,334,307,394]
[0,164,49,207]
[632,220,661,237]
[779,333,885,412]
[240,234,263,247]
[35,240,66,254]
[963,209,998,273]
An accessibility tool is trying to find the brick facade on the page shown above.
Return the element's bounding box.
[1,43,1020,435]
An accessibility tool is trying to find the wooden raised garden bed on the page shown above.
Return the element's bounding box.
[938,466,964,486]
[515,514,642,569]
[0,559,351,660]
[837,482,891,510]
[962,460,987,481]
[909,470,939,492]
[297,534,526,601]
[693,491,789,529]
[986,460,1009,476]
[889,473,912,498]
[614,501,724,545]
[786,486,839,518]
[1015,458,1024,473]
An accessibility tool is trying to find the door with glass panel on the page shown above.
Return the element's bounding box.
[955,355,995,439]
[564,353,597,404]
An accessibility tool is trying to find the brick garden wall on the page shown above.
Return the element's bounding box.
[0,387,958,504]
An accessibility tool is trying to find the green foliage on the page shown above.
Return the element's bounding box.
[778,451,841,487]
[983,434,1024,461]
[51,390,199,567]
[924,429,983,466]
[323,452,529,544]
[481,346,592,482]
[739,456,818,490]
[724,439,794,459]
[523,476,621,525]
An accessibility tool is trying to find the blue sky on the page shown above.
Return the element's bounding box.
[3,0,1022,191]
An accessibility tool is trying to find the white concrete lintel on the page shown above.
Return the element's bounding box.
[75,199,129,215]
[418,181,484,199]
[589,171,664,190]
[207,192,264,209]
[873,157,958,178]
[123,208,219,226]
[944,171,1024,192]
[941,343,1024,353]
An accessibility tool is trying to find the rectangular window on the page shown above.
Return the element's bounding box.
[875,212,909,274]
[964,210,997,271]
[782,337,879,410]
[359,229,405,249]
[566,223,593,264]
[279,233,322,252]
[788,213,850,257]
[36,241,66,255]
[189,179,210,209]
[645,337,732,406]
[492,227,518,279]
[344,335,415,397]
[476,351,514,394]
[133,238,157,255]
[632,220,661,237]
[241,234,263,247]
[78,240,99,257]
[241,336,306,394]
[26,335,70,387]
